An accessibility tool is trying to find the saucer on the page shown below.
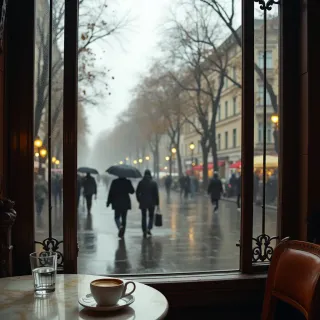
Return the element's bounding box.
[78,293,135,312]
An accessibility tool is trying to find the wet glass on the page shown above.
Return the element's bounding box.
[30,252,57,295]
[77,0,242,274]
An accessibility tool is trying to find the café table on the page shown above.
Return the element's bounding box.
[0,274,169,319]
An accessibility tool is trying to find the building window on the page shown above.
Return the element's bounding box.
[225,131,228,149]
[233,97,237,115]
[217,105,221,121]
[233,128,237,148]
[217,134,221,151]
[258,122,273,143]
[225,101,228,118]
[258,50,273,69]
[233,66,236,81]
[258,85,272,105]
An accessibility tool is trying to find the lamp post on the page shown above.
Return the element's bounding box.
[171,147,177,175]
[189,142,195,173]
[271,114,279,154]
[138,158,143,170]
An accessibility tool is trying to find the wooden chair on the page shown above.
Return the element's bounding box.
[262,239,320,319]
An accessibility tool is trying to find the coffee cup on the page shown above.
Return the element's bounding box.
[90,278,136,306]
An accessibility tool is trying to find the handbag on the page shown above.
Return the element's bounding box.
[154,207,162,227]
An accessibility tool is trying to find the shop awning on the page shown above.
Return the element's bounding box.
[230,161,241,169]
[192,161,225,171]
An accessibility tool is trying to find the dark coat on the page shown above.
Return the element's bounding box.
[107,178,134,211]
[136,176,159,209]
[236,175,241,195]
[82,175,97,196]
[207,178,223,200]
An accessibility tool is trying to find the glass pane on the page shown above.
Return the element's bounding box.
[252,2,279,264]
[34,0,65,269]
[77,0,242,274]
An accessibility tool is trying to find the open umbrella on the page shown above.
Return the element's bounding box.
[77,167,99,174]
[106,164,142,179]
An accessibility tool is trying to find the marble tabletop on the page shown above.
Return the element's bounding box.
[0,274,169,320]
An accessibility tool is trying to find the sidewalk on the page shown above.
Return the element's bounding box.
[221,196,277,211]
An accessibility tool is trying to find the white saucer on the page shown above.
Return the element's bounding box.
[79,293,135,311]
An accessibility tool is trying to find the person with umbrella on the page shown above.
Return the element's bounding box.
[82,173,97,215]
[107,176,135,239]
[136,170,159,238]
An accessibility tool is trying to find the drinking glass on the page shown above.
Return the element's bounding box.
[30,252,57,295]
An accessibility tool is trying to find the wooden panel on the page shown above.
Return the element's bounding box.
[6,0,35,275]
[277,0,302,240]
[63,0,78,273]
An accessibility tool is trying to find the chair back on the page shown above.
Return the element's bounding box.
[262,239,320,319]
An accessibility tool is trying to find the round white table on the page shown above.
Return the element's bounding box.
[0,274,169,320]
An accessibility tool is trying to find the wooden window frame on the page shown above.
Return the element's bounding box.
[4,0,303,309]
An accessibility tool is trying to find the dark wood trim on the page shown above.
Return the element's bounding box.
[277,0,302,241]
[240,0,254,273]
[63,0,79,274]
[6,0,35,275]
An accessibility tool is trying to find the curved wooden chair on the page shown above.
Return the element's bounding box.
[262,239,320,319]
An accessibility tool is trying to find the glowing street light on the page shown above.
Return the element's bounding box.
[35,152,40,158]
[171,147,177,154]
[119,161,124,165]
[271,114,279,126]
[138,158,143,164]
[145,156,150,161]
[39,147,47,158]
[125,157,129,161]
[165,156,170,161]
[52,156,57,163]
[133,160,138,165]
[189,142,195,151]
[34,136,43,148]
[55,159,60,165]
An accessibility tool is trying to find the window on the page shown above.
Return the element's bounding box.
[225,131,228,149]
[197,140,201,153]
[258,122,273,143]
[217,105,221,121]
[258,50,273,69]
[233,97,237,115]
[258,85,272,105]
[217,134,221,151]
[225,101,228,118]
[233,128,237,148]
[233,66,236,81]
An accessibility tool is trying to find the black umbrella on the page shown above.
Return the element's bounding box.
[77,167,99,175]
[106,165,142,178]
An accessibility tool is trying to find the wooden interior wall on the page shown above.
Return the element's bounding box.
[0,50,4,196]
[300,0,320,243]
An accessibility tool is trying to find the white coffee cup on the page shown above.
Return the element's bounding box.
[90,278,136,306]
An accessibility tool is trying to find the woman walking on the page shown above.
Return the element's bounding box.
[107,177,135,238]
[136,170,159,238]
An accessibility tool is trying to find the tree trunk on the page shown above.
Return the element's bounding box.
[201,143,209,190]
[177,148,183,177]
[169,156,172,176]
[210,126,219,173]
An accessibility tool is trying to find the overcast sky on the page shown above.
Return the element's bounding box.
[84,0,172,145]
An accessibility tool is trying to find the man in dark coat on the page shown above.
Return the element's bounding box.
[82,173,97,215]
[184,174,191,199]
[207,173,223,212]
[164,175,172,198]
[107,177,134,238]
[136,170,159,238]
[77,174,82,210]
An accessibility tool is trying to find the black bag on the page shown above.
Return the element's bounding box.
[154,208,162,227]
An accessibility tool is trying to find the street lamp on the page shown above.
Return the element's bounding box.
[145,156,150,161]
[35,152,40,158]
[138,158,143,164]
[119,161,124,165]
[34,136,43,148]
[189,142,195,172]
[171,147,177,154]
[39,147,47,158]
[52,156,57,164]
[125,157,129,161]
[133,160,138,165]
[165,156,170,161]
[271,114,279,154]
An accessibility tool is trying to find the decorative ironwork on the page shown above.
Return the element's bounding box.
[252,234,278,262]
[35,238,64,268]
[254,0,280,11]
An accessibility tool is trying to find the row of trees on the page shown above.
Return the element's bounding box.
[95,0,279,187]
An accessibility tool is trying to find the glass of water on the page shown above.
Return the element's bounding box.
[30,252,57,295]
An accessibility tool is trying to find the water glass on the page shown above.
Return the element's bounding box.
[30,252,57,295]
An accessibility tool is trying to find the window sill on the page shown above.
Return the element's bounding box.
[123,272,267,308]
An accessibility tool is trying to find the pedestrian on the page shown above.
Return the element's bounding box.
[184,174,191,200]
[229,173,237,197]
[52,174,62,207]
[82,173,97,215]
[236,174,241,210]
[107,176,134,239]
[207,172,223,212]
[179,175,185,198]
[136,170,159,238]
[164,175,172,198]
[77,174,82,210]
[190,174,196,198]
[253,172,260,203]
[35,175,48,216]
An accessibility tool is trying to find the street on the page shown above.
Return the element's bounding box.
[35,184,277,275]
